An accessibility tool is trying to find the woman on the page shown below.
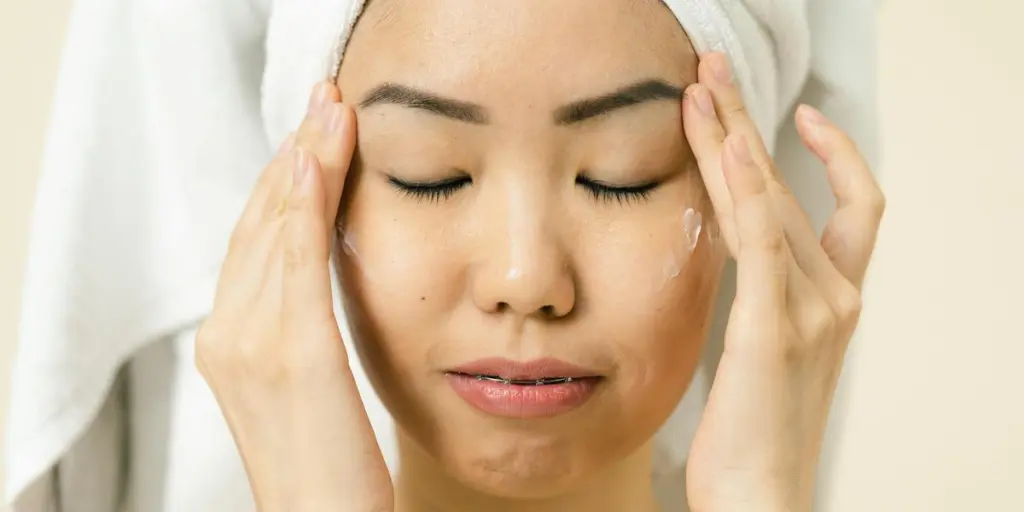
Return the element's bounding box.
[196,1,884,511]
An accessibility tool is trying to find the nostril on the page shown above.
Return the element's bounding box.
[496,302,510,313]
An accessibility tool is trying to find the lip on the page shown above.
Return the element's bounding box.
[449,357,602,380]
[445,358,604,419]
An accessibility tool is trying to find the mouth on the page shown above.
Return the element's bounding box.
[447,373,589,386]
[447,357,603,381]
[444,358,605,418]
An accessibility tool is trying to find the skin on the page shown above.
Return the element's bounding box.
[335,1,716,510]
[195,1,885,511]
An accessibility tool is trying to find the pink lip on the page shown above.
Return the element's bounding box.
[445,358,603,419]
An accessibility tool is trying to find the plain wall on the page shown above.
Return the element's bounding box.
[1,0,1021,510]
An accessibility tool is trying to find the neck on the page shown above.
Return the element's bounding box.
[393,432,660,512]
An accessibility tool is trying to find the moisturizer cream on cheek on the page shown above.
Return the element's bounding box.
[661,207,703,283]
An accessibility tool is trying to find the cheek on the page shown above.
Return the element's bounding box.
[334,201,467,423]
[580,205,720,411]
[580,205,708,317]
[337,214,465,334]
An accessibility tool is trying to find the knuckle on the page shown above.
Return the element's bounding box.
[194,319,233,374]
[721,99,748,118]
[805,300,839,342]
[767,175,794,200]
[833,284,864,322]
[196,312,340,387]
[193,322,216,362]
[779,337,813,365]
[236,336,288,383]
[762,322,812,365]
[195,317,285,382]
[286,190,308,212]
[277,324,345,379]
[760,228,787,254]
[868,189,887,218]
[282,242,310,275]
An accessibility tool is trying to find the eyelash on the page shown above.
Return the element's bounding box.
[575,175,658,204]
[388,174,659,205]
[388,175,471,203]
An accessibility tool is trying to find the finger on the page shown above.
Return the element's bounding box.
[683,83,738,254]
[773,188,850,291]
[230,133,297,246]
[280,148,335,321]
[700,53,846,289]
[796,105,886,288]
[216,138,298,318]
[276,152,393,506]
[293,82,357,240]
[259,83,346,228]
[723,134,788,313]
[699,53,777,178]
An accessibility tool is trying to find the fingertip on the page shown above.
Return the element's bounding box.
[796,103,826,125]
[796,104,834,160]
[339,103,357,144]
[697,52,730,85]
[684,83,718,121]
[308,81,340,115]
[327,104,357,179]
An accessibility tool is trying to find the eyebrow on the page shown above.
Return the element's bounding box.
[553,80,683,125]
[357,79,683,126]
[359,83,488,124]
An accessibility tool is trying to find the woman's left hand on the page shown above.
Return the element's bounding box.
[681,53,886,512]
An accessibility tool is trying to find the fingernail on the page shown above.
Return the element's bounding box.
[308,82,332,115]
[729,135,753,164]
[799,104,827,126]
[277,132,296,154]
[709,54,732,84]
[692,85,715,117]
[327,104,346,133]
[292,148,309,187]
[798,104,827,145]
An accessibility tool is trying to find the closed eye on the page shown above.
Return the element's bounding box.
[388,174,472,203]
[576,174,659,204]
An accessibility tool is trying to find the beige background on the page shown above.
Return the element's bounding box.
[1,0,1021,510]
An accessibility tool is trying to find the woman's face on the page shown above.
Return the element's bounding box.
[336,0,723,497]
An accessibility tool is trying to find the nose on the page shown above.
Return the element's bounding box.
[471,185,576,320]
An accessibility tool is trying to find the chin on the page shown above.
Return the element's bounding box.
[392,380,653,499]
[432,420,615,498]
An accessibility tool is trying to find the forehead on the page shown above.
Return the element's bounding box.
[338,0,696,104]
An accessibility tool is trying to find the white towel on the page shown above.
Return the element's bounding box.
[5,0,882,510]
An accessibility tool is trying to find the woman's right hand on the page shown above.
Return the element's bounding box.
[195,82,393,512]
